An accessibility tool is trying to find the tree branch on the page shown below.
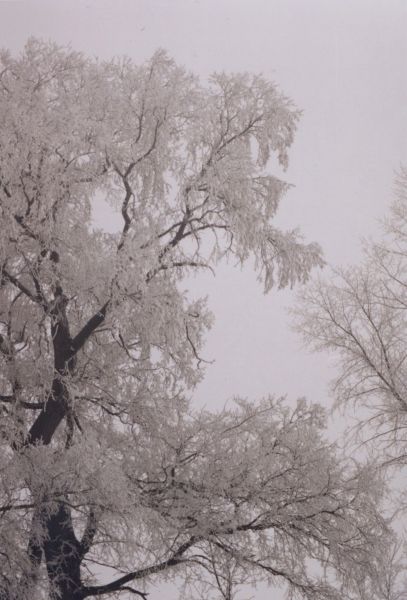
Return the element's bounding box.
[0,394,44,409]
[82,537,198,597]
[113,587,148,599]
[79,509,99,559]
[70,302,109,356]
[1,268,47,309]
[0,502,35,514]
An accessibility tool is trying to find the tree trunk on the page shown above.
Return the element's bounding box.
[25,289,87,599]
[43,504,84,600]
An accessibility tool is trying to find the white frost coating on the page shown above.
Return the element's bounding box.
[0,39,388,600]
[296,169,407,467]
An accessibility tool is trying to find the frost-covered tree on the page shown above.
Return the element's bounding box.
[352,539,407,600]
[0,39,387,600]
[292,172,407,600]
[295,169,407,466]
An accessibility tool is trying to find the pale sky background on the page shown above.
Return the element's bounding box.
[1,0,406,406]
[1,1,406,598]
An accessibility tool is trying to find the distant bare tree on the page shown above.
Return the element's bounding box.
[296,169,407,467]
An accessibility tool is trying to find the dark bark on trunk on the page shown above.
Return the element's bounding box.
[4,234,110,598]
[27,301,108,446]
[27,378,69,445]
[24,290,89,599]
[43,504,84,600]
[7,284,109,597]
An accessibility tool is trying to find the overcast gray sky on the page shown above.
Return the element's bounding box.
[1,1,406,596]
[1,0,406,409]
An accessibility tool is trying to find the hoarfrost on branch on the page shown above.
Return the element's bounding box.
[0,40,387,600]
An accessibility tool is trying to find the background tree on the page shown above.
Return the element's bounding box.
[0,39,387,600]
[294,171,407,598]
[295,168,407,467]
[352,539,407,600]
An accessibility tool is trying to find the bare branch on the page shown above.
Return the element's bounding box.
[82,537,198,597]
